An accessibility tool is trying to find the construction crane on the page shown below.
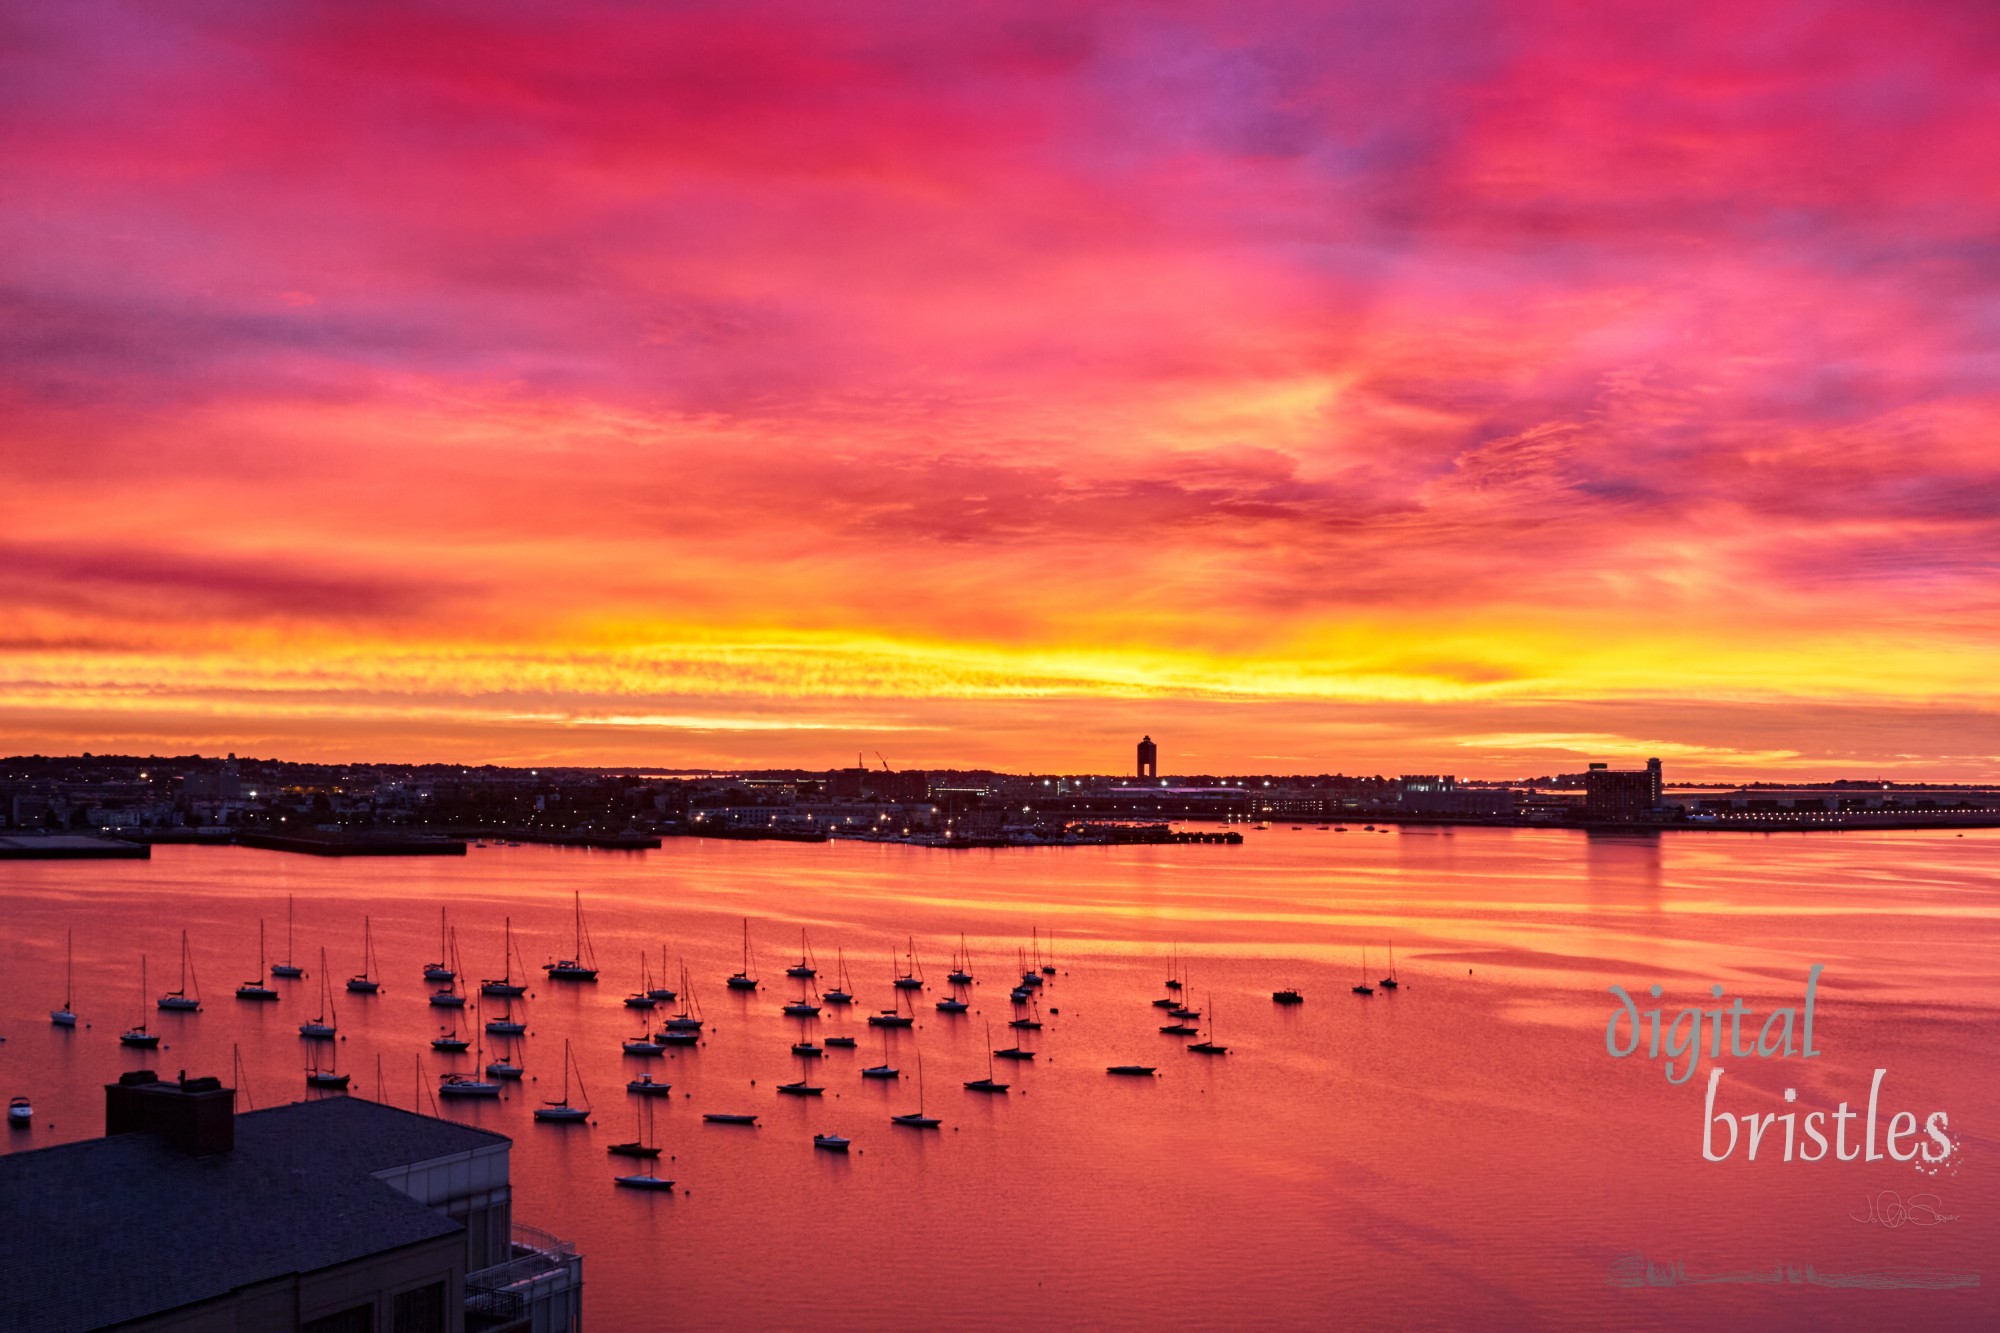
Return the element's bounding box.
[875,752,892,771]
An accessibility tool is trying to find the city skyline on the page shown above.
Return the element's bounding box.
[4,4,1998,779]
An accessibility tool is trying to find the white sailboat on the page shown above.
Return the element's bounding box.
[271,895,304,978]
[236,920,278,1001]
[480,916,526,997]
[543,891,599,981]
[345,916,381,993]
[119,955,159,1047]
[156,930,202,1011]
[534,1039,591,1121]
[299,950,338,1038]
[891,1051,941,1128]
[50,928,78,1025]
[725,918,758,990]
[423,907,455,982]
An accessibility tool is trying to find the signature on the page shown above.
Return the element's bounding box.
[1851,1191,1961,1228]
[1611,1255,1979,1291]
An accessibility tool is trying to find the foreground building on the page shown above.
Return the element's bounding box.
[0,1071,580,1332]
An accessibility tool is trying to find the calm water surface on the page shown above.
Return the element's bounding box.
[2,827,1994,1330]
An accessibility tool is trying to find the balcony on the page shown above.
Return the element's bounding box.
[466,1223,583,1333]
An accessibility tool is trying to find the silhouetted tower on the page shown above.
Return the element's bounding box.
[1646,757,1663,806]
[1136,736,1158,779]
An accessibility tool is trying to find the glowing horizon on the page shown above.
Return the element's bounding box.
[4,3,1997,779]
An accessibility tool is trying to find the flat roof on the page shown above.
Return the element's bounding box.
[0,1096,506,1331]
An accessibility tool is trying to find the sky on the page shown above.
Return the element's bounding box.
[3,0,1998,778]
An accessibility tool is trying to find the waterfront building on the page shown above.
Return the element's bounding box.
[1583,759,1664,820]
[1136,735,1158,779]
[0,1071,581,1332]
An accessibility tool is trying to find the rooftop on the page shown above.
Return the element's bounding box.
[0,1095,507,1332]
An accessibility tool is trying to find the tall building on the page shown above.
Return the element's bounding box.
[0,1071,582,1332]
[1584,758,1664,821]
[1136,735,1158,779]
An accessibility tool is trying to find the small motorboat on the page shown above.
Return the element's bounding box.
[486,1061,523,1081]
[1106,1065,1157,1076]
[963,1077,1009,1093]
[776,1080,824,1097]
[867,1012,913,1028]
[431,1031,469,1052]
[861,1063,898,1080]
[614,1173,676,1190]
[813,1133,850,1152]
[8,1097,31,1127]
[782,1001,821,1017]
[623,1038,665,1056]
[305,1069,350,1090]
[792,1042,823,1058]
[658,1030,699,1046]
[824,1035,858,1049]
[702,1113,758,1125]
[1159,1023,1200,1036]
[627,1076,672,1096]
[1272,989,1304,1005]
[993,1046,1034,1061]
[935,997,967,1013]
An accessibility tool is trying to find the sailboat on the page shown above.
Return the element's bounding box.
[785,929,818,979]
[51,929,78,1025]
[821,948,854,1005]
[1164,943,1183,991]
[627,1073,672,1096]
[345,916,381,993]
[236,921,278,1001]
[861,1026,899,1080]
[544,891,599,981]
[646,944,677,1001]
[431,1027,469,1052]
[624,953,658,1009]
[660,966,702,1043]
[935,991,968,1013]
[994,1030,1035,1061]
[120,955,160,1047]
[725,918,759,990]
[623,1031,665,1056]
[480,917,527,996]
[271,895,305,978]
[306,1040,350,1090]
[614,1168,676,1191]
[485,1035,523,1081]
[157,930,202,1011]
[484,1000,526,1035]
[1007,994,1042,1030]
[891,1051,941,1127]
[892,937,924,991]
[299,949,338,1038]
[776,1049,824,1096]
[1018,943,1042,990]
[608,1096,662,1158]
[813,1132,850,1152]
[422,907,454,982]
[439,1024,501,1098]
[782,966,821,1017]
[429,929,467,1006]
[1040,927,1057,976]
[1380,942,1400,990]
[964,1022,1009,1093]
[1188,992,1228,1055]
[945,934,973,986]
[1352,948,1375,997]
